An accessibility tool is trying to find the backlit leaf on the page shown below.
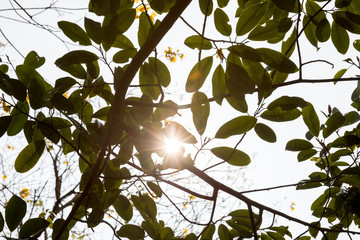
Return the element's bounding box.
[147,181,162,198]
[199,0,213,16]
[256,48,298,73]
[302,102,320,137]
[7,101,29,136]
[306,0,326,25]
[261,107,301,122]
[19,218,50,239]
[228,45,262,62]
[212,147,251,166]
[332,11,360,34]
[331,21,349,54]
[55,50,98,68]
[139,62,160,100]
[298,149,317,162]
[243,59,272,91]
[215,116,257,138]
[217,0,230,8]
[113,48,137,63]
[286,139,314,151]
[271,0,297,12]
[334,68,347,79]
[5,195,26,232]
[191,92,210,135]
[184,35,212,50]
[149,57,171,87]
[24,51,45,69]
[303,15,318,48]
[315,18,331,42]
[117,224,145,239]
[214,8,232,36]
[268,96,307,110]
[84,17,102,44]
[15,140,45,173]
[254,123,277,143]
[236,2,267,36]
[323,111,346,138]
[165,121,197,144]
[212,64,226,105]
[186,56,213,92]
[58,21,91,46]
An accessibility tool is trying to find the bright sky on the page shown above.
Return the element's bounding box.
[1,0,360,238]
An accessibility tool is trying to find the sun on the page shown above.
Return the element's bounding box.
[164,137,183,154]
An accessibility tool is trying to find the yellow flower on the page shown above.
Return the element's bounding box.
[189,195,195,200]
[2,175,6,180]
[26,95,29,103]
[290,202,296,211]
[150,12,156,22]
[182,228,188,238]
[6,145,14,150]
[135,4,151,19]
[63,92,69,98]
[183,202,188,209]
[20,188,30,199]
[216,48,224,61]
[164,47,184,63]
[2,101,10,113]
[63,161,68,165]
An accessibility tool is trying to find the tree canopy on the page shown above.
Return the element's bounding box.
[1,0,360,239]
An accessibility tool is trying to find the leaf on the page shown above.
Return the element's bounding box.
[110,9,136,34]
[306,0,326,25]
[28,77,46,109]
[0,212,3,232]
[0,116,12,138]
[331,21,349,54]
[138,12,152,47]
[214,8,232,36]
[14,140,45,173]
[117,224,145,239]
[50,77,77,95]
[186,56,213,92]
[243,59,272,91]
[92,106,111,121]
[344,111,360,125]
[298,149,317,162]
[199,0,213,16]
[147,181,162,198]
[191,92,210,135]
[334,68,347,79]
[315,18,331,42]
[5,195,26,232]
[228,45,262,62]
[217,0,230,8]
[84,17,102,44]
[148,57,171,87]
[248,20,286,41]
[225,62,255,101]
[254,123,277,143]
[24,51,45,69]
[50,93,75,113]
[256,48,298,73]
[58,21,91,46]
[0,77,27,102]
[113,34,134,49]
[139,62,160,100]
[19,218,50,238]
[148,0,176,12]
[236,2,267,36]
[55,50,98,68]
[268,96,307,110]
[302,102,320,137]
[331,135,360,148]
[335,0,352,8]
[52,219,69,240]
[113,48,137,63]
[303,15,318,48]
[212,64,226,105]
[211,147,251,166]
[281,27,297,57]
[215,116,257,139]
[7,101,29,136]
[332,11,360,34]
[153,100,177,121]
[286,139,314,151]
[58,63,86,79]
[261,107,302,122]
[271,0,297,12]
[323,111,346,138]
[165,121,197,144]
[218,224,232,240]
[184,35,212,50]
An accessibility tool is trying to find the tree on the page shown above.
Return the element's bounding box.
[1,0,360,239]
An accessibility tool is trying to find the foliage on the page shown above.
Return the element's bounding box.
[1,0,360,239]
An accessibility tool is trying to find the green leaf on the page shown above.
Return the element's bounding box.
[84,17,102,44]
[236,2,267,36]
[0,212,4,232]
[191,92,210,135]
[28,77,46,109]
[50,77,77,95]
[323,111,346,138]
[201,224,215,240]
[271,0,297,12]
[268,96,307,110]
[7,101,29,136]
[303,15,318,48]
[344,111,360,125]
[199,0,213,16]
[306,0,326,25]
[334,68,347,79]
[184,35,212,50]
[147,181,162,198]
[50,93,75,113]
[215,116,257,139]
[113,48,137,63]
[19,218,50,238]
[113,34,134,49]
[186,56,213,92]
[248,20,287,41]
[218,224,232,240]
[211,147,251,166]
[138,12,152,47]
[58,63,86,79]
[153,100,177,121]
[335,0,352,8]
[228,45,262,62]
[92,106,111,121]
[217,0,230,8]
[226,62,255,101]
[58,21,91,46]
[254,123,277,143]
[256,48,298,73]
[139,62,160,100]
[332,11,360,34]
[15,140,45,173]
[111,9,136,34]
[214,8,232,36]
[302,103,320,137]
[24,51,45,69]
[55,50,98,68]
[281,27,297,57]
[5,195,26,232]
[226,97,248,113]
[148,0,176,12]
[212,65,226,105]
[261,107,302,122]
[354,39,360,52]
[331,21,349,54]
[331,135,360,148]
[297,180,322,190]
[243,59,272,91]
[165,121,197,144]
[148,57,171,87]
[315,18,331,42]
[117,224,145,239]
[0,77,27,102]
[298,149,317,162]
[286,139,314,151]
